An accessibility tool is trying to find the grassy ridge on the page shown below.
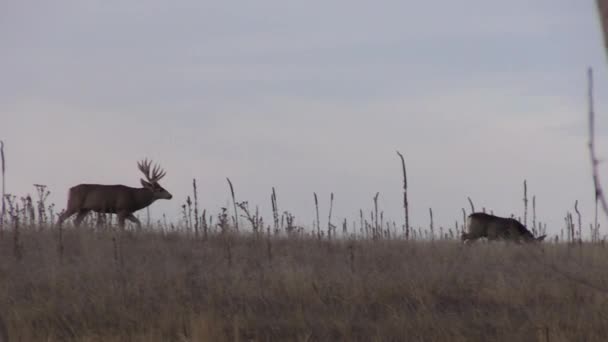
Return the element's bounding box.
[0,226,607,341]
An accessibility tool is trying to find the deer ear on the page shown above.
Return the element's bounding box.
[141,179,153,189]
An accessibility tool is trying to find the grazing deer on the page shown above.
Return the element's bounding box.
[56,159,172,229]
[462,212,546,243]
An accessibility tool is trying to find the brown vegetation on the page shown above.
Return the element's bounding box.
[0,225,607,341]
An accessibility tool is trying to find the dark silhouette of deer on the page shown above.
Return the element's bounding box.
[462,213,546,243]
[56,159,172,228]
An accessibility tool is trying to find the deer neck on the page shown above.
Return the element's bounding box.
[134,188,157,210]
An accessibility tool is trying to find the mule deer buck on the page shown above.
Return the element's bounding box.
[56,159,172,229]
[462,212,546,243]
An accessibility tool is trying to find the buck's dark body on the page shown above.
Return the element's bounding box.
[57,159,172,228]
[66,184,160,214]
[462,213,545,243]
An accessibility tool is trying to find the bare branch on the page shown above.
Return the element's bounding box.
[588,68,608,227]
[396,151,409,240]
[0,140,5,229]
[467,197,475,213]
[596,0,608,59]
[226,178,238,232]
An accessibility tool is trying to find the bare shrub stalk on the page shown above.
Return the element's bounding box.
[0,140,5,231]
[271,187,279,235]
[193,179,199,238]
[186,196,193,233]
[467,197,475,213]
[373,192,379,240]
[34,184,50,228]
[574,200,582,242]
[237,201,263,235]
[359,209,365,239]
[348,243,355,273]
[588,68,608,233]
[146,207,150,228]
[13,203,22,260]
[396,151,409,239]
[523,180,528,227]
[266,235,272,263]
[58,210,65,263]
[429,208,434,240]
[226,178,238,232]
[314,193,320,240]
[327,193,334,239]
[565,212,575,243]
[532,195,537,236]
[202,209,208,240]
[461,208,466,235]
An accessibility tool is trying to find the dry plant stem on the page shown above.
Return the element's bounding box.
[569,213,575,243]
[314,193,320,239]
[348,243,355,273]
[186,196,193,232]
[575,200,582,242]
[193,179,199,238]
[226,178,239,232]
[588,68,608,229]
[467,197,475,213]
[0,140,5,231]
[566,212,574,243]
[523,180,528,227]
[13,205,21,260]
[57,217,64,263]
[327,193,334,239]
[202,209,208,240]
[271,187,279,234]
[461,208,466,234]
[359,209,365,238]
[266,236,272,262]
[146,207,150,228]
[396,151,409,239]
[429,208,434,240]
[532,195,537,235]
[33,184,49,227]
[373,192,379,239]
[563,217,568,243]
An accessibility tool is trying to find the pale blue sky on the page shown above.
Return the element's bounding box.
[2,1,608,236]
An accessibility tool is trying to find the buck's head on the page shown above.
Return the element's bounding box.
[521,230,546,243]
[138,159,173,200]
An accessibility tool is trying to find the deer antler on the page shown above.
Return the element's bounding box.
[137,159,166,183]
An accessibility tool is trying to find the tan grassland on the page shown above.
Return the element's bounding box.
[0,226,607,341]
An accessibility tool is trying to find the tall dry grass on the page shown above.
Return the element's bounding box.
[0,225,607,341]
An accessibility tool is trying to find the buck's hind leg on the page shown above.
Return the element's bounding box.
[125,214,142,230]
[128,214,142,229]
[117,212,141,229]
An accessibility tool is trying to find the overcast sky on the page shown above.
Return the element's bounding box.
[2,1,608,237]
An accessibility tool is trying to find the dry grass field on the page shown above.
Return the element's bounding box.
[1,3,608,342]
[0,224,607,341]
